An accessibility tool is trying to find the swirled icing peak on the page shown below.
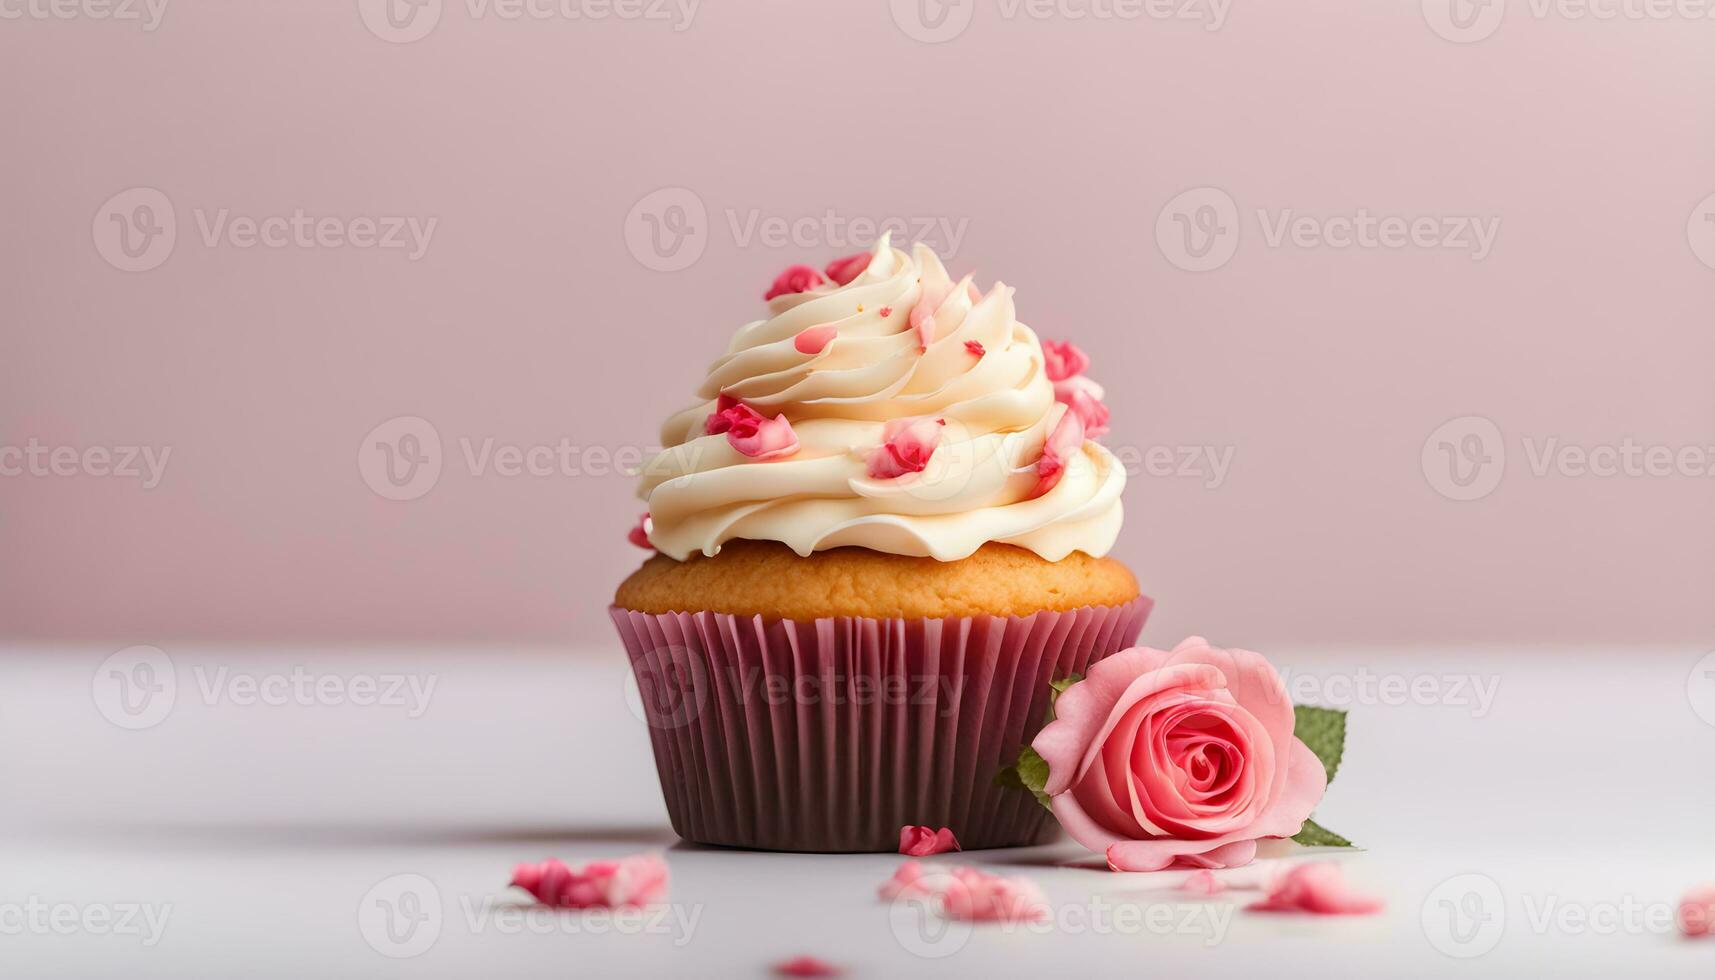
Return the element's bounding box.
[635,235,1124,562]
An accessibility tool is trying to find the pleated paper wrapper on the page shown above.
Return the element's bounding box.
[610,597,1152,852]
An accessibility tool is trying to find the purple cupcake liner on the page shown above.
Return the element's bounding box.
[609,597,1152,853]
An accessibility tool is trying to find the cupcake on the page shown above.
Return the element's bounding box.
[611,236,1150,852]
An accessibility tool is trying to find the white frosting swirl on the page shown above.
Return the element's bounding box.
[638,236,1125,562]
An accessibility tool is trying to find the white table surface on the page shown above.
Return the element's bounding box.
[3,642,1712,978]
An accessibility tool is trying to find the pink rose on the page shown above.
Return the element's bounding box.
[765,264,826,301]
[823,252,870,286]
[1031,636,1327,872]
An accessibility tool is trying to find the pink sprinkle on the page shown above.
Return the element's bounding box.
[878,306,893,318]
[1247,862,1383,916]
[774,956,843,977]
[765,264,826,301]
[794,324,837,355]
[899,826,961,856]
[1181,870,1228,895]
[511,854,669,909]
[627,513,654,551]
[964,340,985,357]
[1680,883,1715,937]
[823,252,870,286]
[866,417,944,480]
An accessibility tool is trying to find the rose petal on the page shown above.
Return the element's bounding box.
[774,956,843,977]
[1041,340,1091,382]
[1679,883,1715,937]
[1181,870,1229,895]
[794,325,837,355]
[878,861,932,901]
[865,417,944,479]
[511,854,670,908]
[899,825,961,856]
[726,410,798,460]
[910,281,954,350]
[765,264,826,301]
[627,512,654,551]
[1247,862,1383,915]
[1030,407,1085,498]
[703,393,743,435]
[824,252,870,286]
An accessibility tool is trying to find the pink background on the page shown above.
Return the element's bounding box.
[3,1,1711,648]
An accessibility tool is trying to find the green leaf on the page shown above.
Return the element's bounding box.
[996,674,1083,810]
[1293,705,1347,785]
[994,746,1054,812]
[1291,818,1355,848]
[1048,673,1083,697]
